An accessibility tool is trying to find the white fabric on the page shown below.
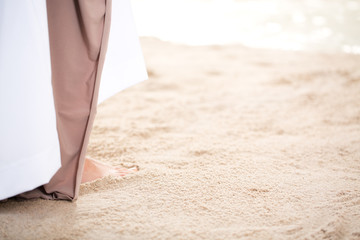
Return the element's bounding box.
[0,0,148,200]
[0,0,61,200]
[99,0,148,104]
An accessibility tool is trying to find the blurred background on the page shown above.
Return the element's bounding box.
[131,0,360,54]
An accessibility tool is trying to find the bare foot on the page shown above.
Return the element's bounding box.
[81,157,139,183]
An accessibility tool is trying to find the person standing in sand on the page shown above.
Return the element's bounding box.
[0,0,148,201]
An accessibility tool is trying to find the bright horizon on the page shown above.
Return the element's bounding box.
[131,0,360,54]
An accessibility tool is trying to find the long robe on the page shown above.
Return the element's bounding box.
[0,0,148,201]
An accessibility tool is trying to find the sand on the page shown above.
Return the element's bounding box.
[1,37,360,239]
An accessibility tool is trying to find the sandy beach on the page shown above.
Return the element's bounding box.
[1,37,360,239]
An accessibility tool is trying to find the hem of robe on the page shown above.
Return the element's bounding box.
[0,143,61,201]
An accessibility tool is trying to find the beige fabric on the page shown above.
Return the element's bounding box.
[16,0,112,200]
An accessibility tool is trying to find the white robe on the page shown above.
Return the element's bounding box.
[0,0,148,200]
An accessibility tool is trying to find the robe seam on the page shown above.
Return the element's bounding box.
[72,0,112,201]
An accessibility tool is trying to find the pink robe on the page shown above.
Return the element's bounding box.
[0,0,148,201]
